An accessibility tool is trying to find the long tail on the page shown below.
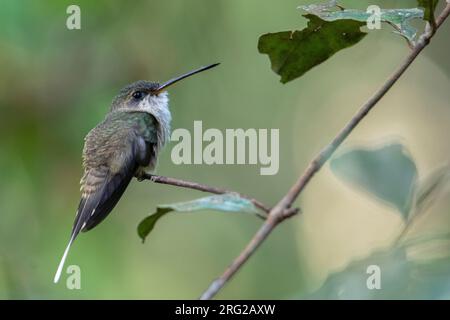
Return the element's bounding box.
[53,193,92,284]
[54,234,76,283]
[53,169,133,283]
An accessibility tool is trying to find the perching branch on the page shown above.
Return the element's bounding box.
[199,2,450,300]
[141,173,271,214]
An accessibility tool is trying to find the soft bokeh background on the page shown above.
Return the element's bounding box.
[0,0,449,299]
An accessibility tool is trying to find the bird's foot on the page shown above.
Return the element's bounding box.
[136,172,148,182]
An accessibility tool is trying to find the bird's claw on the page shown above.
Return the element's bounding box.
[136,173,147,182]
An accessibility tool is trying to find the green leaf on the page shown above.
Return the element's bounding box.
[300,1,424,41]
[137,193,260,243]
[304,247,450,299]
[417,0,439,24]
[330,143,417,218]
[258,14,366,83]
[137,207,172,243]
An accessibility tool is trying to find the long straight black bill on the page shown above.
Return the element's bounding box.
[155,63,220,93]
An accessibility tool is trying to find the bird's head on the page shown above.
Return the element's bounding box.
[110,80,166,114]
[110,63,220,116]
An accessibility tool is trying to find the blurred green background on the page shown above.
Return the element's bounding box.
[1,0,450,299]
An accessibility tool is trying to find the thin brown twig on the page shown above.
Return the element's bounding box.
[141,173,271,214]
[199,3,450,300]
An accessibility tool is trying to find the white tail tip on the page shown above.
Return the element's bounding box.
[54,237,74,283]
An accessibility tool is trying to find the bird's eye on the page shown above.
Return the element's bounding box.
[132,91,145,99]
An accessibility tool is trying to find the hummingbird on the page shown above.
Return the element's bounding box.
[54,63,219,283]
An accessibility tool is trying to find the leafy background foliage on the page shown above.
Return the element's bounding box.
[321,144,450,299]
[330,144,417,217]
[0,0,449,299]
[258,0,437,83]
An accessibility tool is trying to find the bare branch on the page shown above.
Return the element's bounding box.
[199,3,450,300]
